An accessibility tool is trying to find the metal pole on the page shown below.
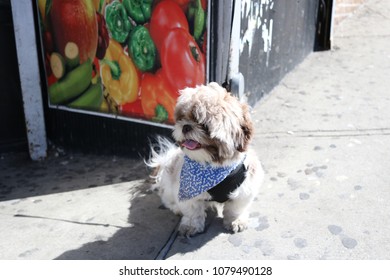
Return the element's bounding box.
[228,0,245,100]
[10,0,47,160]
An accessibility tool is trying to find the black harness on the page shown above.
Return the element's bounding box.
[207,162,247,203]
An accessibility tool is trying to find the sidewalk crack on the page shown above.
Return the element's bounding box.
[258,128,390,138]
[154,220,180,260]
[13,213,127,229]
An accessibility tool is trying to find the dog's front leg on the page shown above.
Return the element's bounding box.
[177,199,207,237]
[223,196,253,233]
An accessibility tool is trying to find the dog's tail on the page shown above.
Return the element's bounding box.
[145,136,177,184]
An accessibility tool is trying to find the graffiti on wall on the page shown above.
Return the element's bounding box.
[240,0,274,67]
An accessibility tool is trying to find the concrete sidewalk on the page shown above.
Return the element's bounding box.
[165,0,390,260]
[1,0,390,259]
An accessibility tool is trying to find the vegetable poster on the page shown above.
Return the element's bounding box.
[38,0,207,124]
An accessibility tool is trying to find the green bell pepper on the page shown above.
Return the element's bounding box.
[123,0,153,24]
[128,26,157,72]
[188,0,205,42]
[105,0,132,43]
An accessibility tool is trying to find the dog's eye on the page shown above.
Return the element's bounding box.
[174,111,184,122]
[201,123,210,135]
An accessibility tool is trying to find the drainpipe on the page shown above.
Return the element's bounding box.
[228,0,245,101]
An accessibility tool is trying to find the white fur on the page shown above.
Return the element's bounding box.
[147,83,264,236]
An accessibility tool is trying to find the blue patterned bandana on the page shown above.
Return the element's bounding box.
[179,155,244,201]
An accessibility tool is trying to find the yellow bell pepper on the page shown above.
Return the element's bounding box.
[101,39,139,105]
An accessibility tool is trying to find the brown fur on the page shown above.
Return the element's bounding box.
[173,83,254,165]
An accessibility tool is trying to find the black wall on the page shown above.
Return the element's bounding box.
[239,0,319,105]
[0,0,27,152]
[46,110,172,157]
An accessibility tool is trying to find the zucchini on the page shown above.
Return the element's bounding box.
[50,52,66,79]
[48,59,92,105]
[64,42,80,70]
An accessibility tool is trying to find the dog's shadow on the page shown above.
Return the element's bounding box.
[54,180,224,260]
[162,210,229,259]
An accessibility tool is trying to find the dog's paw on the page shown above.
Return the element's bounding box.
[178,221,204,237]
[224,219,248,233]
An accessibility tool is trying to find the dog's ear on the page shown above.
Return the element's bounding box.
[236,103,253,152]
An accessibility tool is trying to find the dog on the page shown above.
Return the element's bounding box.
[147,82,263,237]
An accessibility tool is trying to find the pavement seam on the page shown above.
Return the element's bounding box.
[366,5,390,20]
[12,213,127,229]
[334,34,390,39]
[154,220,180,260]
[257,128,390,138]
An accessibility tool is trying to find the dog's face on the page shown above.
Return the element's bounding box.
[173,82,253,165]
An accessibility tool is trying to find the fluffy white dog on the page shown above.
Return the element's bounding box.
[147,82,263,237]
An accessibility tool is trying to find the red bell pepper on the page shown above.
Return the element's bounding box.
[140,70,178,123]
[121,98,144,118]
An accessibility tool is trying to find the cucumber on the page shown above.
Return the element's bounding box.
[50,52,66,79]
[48,59,92,105]
[64,42,80,70]
[68,82,103,110]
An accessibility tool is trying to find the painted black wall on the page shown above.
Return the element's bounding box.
[239,0,319,105]
[46,110,172,157]
[0,0,27,152]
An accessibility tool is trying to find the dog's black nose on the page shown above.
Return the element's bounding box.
[182,125,192,134]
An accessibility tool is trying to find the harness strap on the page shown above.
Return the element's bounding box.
[207,162,247,203]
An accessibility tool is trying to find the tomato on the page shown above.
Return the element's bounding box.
[171,0,191,12]
[149,0,189,51]
[140,70,178,123]
[160,28,205,92]
[172,0,191,6]
[153,0,192,12]
[201,0,207,10]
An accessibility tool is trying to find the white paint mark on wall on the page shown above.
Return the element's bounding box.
[240,0,274,67]
[262,18,273,66]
